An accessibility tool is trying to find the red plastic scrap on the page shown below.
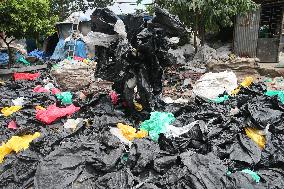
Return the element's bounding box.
[33,85,50,93]
[14,73,40,81]
[36,104,80,124]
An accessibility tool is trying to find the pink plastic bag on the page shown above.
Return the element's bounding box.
[73,56,85,61]
[36,104,80,124]
[109,91,119,105]
[8,120,17,130]
[51,88,61,95]
[14,73,40,81]
[33,85,50,93]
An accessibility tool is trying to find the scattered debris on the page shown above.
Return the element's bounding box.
[1,7,284,189]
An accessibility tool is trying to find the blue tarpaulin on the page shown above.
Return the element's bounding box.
[75,40,87,58]
[51,39,66,60]
[0,52,9,65]
[51,39,87,60]
[28,49,44,59]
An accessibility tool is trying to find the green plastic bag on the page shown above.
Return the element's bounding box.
[140,112,176,141]
[266,90,284,104]
[241,169,260,183]
[210,95,229,103]
[56,92,73,105]
[264,78,273,83]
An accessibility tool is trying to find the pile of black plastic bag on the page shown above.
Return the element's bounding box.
[1,7,284,189]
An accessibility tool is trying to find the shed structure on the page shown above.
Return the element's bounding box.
[234,0,284,62]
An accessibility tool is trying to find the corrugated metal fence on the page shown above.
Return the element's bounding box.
[233,9,261,57]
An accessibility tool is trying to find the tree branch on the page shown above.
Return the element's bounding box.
[7,38,16,45]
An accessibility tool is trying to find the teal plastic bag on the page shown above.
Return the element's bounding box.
[140,112,176,141]
[241,169,260,183]
[265,90,284,104]
[56,92,73,105]
[210,95,229,103]
[16,56,30,66]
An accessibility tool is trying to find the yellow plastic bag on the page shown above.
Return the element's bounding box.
[0,132,41,163]
[230,88,241,96]
[245,127,266,149]
[1,106,22,117]
[241,77,254,87]
[231,77,254,96]
[134,102,143,112]
[35,105,46,110]
[117,123,147,141]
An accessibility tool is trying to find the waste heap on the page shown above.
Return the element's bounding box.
[91,7,187,112]
[0,8,284,189]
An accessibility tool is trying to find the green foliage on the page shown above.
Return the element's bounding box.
[156,0,259,30]
[0,0,57,40]
[146,5,155,15]
[0,0,57,66]
[51,0,114,21]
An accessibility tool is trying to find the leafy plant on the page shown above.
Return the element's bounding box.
[149,0,259,48]
[0,0,58,67]
[50,0,114,21]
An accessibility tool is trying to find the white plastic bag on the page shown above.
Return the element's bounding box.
[12,97,25,106]
[165,121,200,138]
[193,71,238,100]
[64,118,83,129]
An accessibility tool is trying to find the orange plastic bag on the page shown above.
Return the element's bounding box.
[245,127,266,149]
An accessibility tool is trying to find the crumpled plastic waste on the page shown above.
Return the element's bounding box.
[193,71,238,100]
[14,73,40,81]
[134,102,143,111]
[36,104,80,124]
[0,132,41,163]
[230,107,240,116]
[241,169,261,183]
[162,97,189,104]
[63,118,83,129]
[35,105,46,110]
[245,127,266,149]
[241,77,254,87]
[73,56,84,61]
[266,90,284,104]
[1,106,22,117]
[28,49,44,59]
[140,112,176,141]
[110,91,119,105]
[210,95,229,103]
[110,127,132,146]
[0,79,5,85]
[33,85,50,93]
[16,56,30,66]
[44,83,55,90]
[56,92,73,104]
[231,77,254,96]
[12,97,25,106]
[164,121,200,138]
[52,88,61,95]
[7,121,17,130]
[117,123,148,141]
